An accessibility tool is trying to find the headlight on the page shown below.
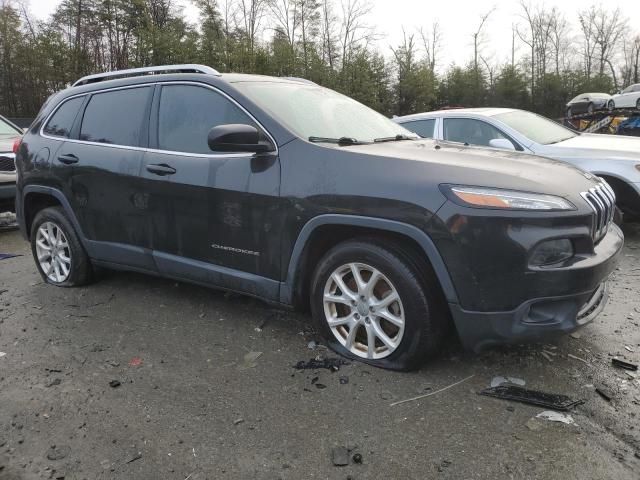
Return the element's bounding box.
[445,186,575,211]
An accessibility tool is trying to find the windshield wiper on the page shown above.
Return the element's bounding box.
[308,136,366,146]
[373,134,417,143]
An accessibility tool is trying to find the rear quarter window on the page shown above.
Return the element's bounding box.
[401,119,436,139]
[43,96,85,138]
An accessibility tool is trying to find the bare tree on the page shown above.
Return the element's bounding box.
[471,7,494,92]
[269,0,299,48]
[238,0,268,58]
[419,20,441,74]
[339,0,374,68]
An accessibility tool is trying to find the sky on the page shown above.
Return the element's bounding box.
[24,0,640,70]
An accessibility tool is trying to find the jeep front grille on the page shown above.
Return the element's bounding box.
[581,182,615,244]
[0,153,16,172]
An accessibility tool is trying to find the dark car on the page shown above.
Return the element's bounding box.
[566,93,614,117]
[0,114,23,212]
[15,65,623,370]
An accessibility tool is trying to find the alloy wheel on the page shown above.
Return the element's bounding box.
[323,262,405,359]
[35,221,72,283]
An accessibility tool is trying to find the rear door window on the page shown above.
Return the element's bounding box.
[80,87,151,146]
[157,84,256,154]
[43,97,85,138]
[401,119,436,139]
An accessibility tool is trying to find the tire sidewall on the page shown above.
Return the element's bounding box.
[310,242,437,370]
[30,207,89,287]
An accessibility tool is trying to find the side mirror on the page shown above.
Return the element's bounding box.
[489,138,516,151]
[207,124,273,153]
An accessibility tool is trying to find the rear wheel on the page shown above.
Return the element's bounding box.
[30,207,92,287]
[310,239,447,370]
[607,100,614,112]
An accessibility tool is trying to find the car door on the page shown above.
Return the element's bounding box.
[142,82,281,290]
[54,85,156,270]
[442,117,519,150]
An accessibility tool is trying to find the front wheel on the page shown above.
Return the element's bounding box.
[310,239,448,370]
[30,207,93,287]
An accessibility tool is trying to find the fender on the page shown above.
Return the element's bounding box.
[21,185,87,246]
[279,214,460,305]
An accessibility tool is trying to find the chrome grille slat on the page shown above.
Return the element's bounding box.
[0,153,16,172]
[581,180,616,244]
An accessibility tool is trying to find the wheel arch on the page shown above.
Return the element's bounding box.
[280,214,459,309]
[595,174,640,213]
[22,186,85,243]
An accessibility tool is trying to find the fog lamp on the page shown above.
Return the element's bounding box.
[530,239,573,266]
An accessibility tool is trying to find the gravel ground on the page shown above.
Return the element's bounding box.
[1,220,639,480]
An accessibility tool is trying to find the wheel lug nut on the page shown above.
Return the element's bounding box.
[354,313,360,319]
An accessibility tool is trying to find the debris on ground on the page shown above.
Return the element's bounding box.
[307,340,317,350]
[611,358,638,371]
[490,376,525,387]
[595,386,613,402]
[233,418,244,425]
[239,351,263,369]
[540,351,554,362]
[294,358,349,372]
[390,375,475,407]
[525,418,542,431]
[536,410,576,425]
[46,378,62,388]
[128,357,143,367]
[125,451,142,464]
[331,447,350,466]
[0,253,21,261]
[478,385,583,411]
[0,352,6,358]
[109,380,121,388]
[339,376,349,385]
[569,332,582,339]
[46,445,71,461]
[624,345,635,352]
[567,353,590,365]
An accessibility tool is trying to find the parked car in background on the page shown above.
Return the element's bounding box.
[15,65,622,369]
[0,114,23,213]
[566,93,614,117]
[394,108,640,217]
[612,83,640,110]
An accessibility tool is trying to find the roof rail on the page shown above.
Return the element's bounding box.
[72,64,221,87]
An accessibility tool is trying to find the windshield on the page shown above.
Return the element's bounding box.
[493,110,577,145]
[232,81,415,143]
[0,117,20,136]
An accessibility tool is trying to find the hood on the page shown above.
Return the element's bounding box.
[338,139,599,203]
[548,133,640,160]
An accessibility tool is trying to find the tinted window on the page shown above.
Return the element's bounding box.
[443,118,515,148]
[402,119,435,139]
[158,85,256,154]
[43,97,84,138]
[80,87,150,146]
[493,110,576,145]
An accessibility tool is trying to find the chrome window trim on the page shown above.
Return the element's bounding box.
[40,81,278,159]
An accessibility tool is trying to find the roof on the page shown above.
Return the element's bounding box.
[395,108,517,122]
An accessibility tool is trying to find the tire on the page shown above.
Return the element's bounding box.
[587,103,594,114]
[310,238,448,371]
[607,100,614,112]
[30,206,92,287]
[636,98,640,111]
[566,107,572,118]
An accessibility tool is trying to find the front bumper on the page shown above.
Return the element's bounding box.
[450,224,623,351]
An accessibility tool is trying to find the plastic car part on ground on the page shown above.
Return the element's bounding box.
[479,385,584,411]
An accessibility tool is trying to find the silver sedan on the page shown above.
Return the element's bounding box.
[394,108,640,217]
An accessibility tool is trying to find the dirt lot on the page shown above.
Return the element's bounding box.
[1,221,639,480]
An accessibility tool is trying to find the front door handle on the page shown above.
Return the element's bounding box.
[58,154,79,165]
[146,163,177,176]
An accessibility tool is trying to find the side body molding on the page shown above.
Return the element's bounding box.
[279,214,459,305]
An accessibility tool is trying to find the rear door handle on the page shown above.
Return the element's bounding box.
[58,154,79,165]
[146,163,176,176]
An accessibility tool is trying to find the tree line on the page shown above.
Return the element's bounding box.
[0,0,639,119]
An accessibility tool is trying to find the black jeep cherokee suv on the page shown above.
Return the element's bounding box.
[15,65,623,370]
